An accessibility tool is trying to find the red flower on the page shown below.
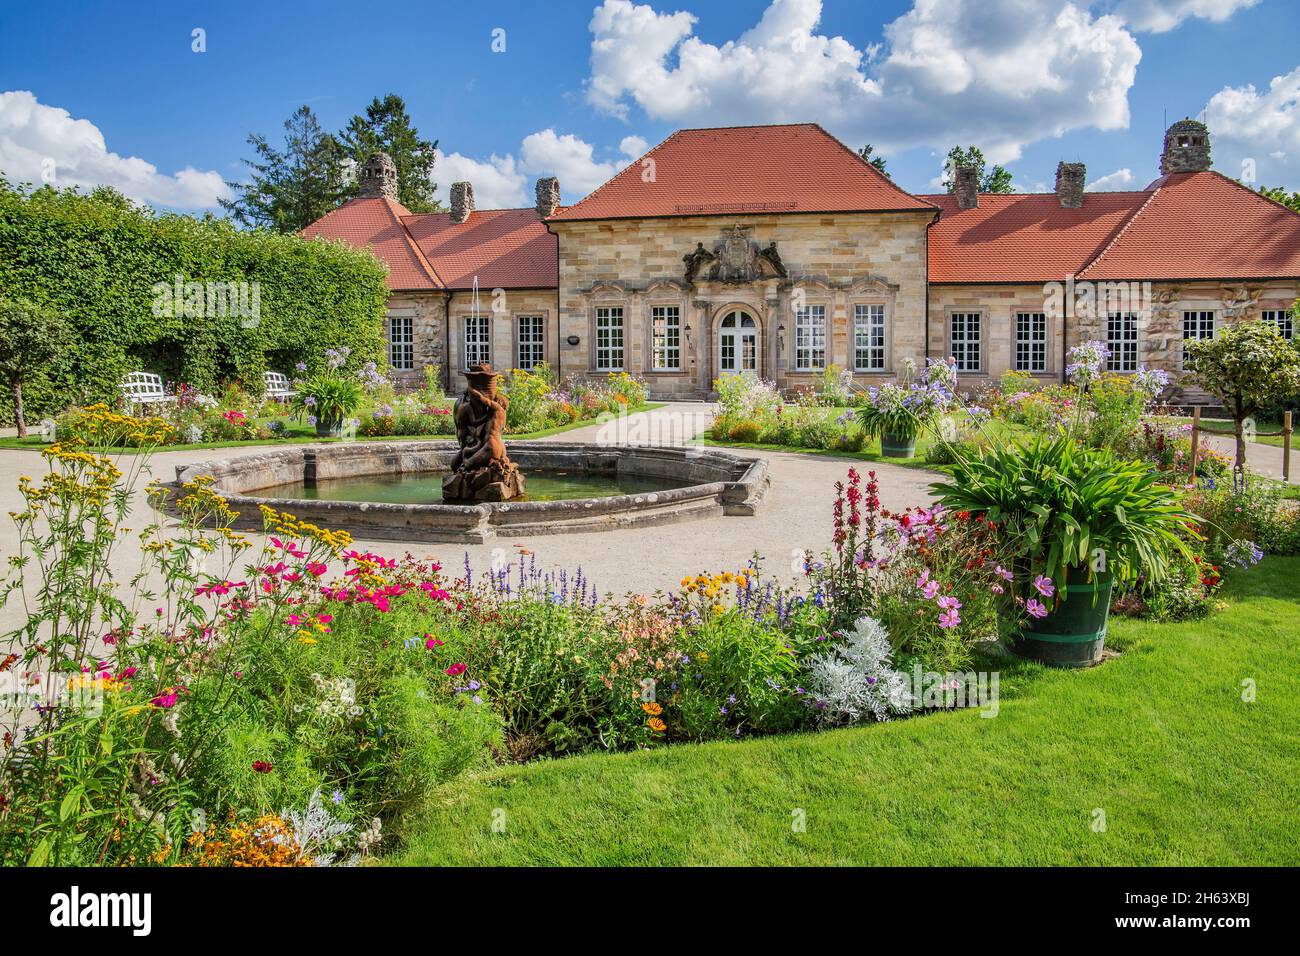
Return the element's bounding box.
[445,663,467,676]
[252,760,273,773]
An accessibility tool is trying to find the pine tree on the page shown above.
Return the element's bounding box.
[339,94,442,212]
[857,144,890,179]
[220,106,350,232]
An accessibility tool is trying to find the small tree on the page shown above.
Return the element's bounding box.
[1185,319,1300,473]
[0,297,71,437]
[942,145,1014,194]
[857,144,890,178]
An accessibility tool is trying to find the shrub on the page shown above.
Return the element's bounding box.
[0,179,387,419]
[932,437,1199,596]
[804,617,914,724]
[727,418,763,443]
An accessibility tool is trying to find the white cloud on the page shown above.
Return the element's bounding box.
[1109,0,1258,33]
[432,129,639,209]
[1205,65,1300,191]
[1086,167,1136,190]
[619,134,650,158]
[583,0,1142,165]
[433,148,528,208]
[520,129,623,196]
[0,90,229,209]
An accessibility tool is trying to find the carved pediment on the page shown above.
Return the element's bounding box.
[684,224,788,284]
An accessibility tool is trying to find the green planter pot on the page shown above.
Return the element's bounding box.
[879,430,917,458]
[1015,571,1114,668]
[315,418,344,438]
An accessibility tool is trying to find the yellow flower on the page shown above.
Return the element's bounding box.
[697,652,709,662]
[297,636,318,645]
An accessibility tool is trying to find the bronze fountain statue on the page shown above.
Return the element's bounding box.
[441,363,526,502]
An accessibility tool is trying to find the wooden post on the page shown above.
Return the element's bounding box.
[1284,410,1293,483]
[1189,406,1201,482]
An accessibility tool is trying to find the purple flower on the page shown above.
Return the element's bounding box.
[1033,575,1055,598]
[936,595,962,611]
[1025,599,1049,619]
[938,608,961,628]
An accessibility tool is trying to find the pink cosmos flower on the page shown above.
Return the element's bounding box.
[1033,575,1055,598]
[150,690,179,709]
[991,584,1004,595]
[921,580,940,600]
[425,636,444,650]
[305,562,328,577]
[445,663,467,676]
[938,608,961,628]
[1025,599,1049,619]
[995,565,1014,582]
[195,580,246,597]
[936,595,963,611]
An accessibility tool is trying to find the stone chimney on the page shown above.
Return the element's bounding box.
[535,177,561,218]
[1161,119,1212,174]
[357,151,398,200]
[954,165,979,209]
[450,181,474,224]
[1055,162,1086,208]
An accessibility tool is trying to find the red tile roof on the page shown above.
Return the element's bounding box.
[403,207,557,289]
[303,199,556,291]
[922,192,1150,283]
[1078,171,1300,280]
[302,197,442,291]
[548,123,935,222]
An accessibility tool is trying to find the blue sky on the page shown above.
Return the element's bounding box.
[2,0,1298,211]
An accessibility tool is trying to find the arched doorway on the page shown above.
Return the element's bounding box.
[718,309,758,374]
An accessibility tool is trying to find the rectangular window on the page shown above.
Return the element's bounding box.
[595,306,624,371]
[388,315,414,371]
[1106,312,1140,372]
[1014,311,1047,372]
[517,315,544,370]
[1262,309,1294,341]
[853,304,886,372]
[1182,310,1215,367]
[651,305,681,371]
[795,304,826,372]
[463,314,490,369]
[950,312,982,372]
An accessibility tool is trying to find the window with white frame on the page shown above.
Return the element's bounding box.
[853,304,886,372]
[795,304,826,371]
[950,312,982,372]
[517,315,544,370]
[1182,310,1215,367]
[651,305,681,371]
[1106,312,1140,372]
[595,306,624,371]
[1262,309,1294,340]
[463,314,490,369]
[388,315,414,371]
[1014,311,1047,372]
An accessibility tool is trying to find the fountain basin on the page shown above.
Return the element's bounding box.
[171,441,769,543]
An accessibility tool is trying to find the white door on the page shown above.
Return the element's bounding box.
[719,311,758,373]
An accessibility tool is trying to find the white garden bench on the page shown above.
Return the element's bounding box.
[118,372,174,411]
[263,371,297,401]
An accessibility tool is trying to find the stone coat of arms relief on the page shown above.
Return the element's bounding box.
[683,225,788,284]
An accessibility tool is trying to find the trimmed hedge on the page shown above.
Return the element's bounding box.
[0,180,389,420]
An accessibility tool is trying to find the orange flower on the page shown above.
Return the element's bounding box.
[647,717,666,732]
[641,701,663,716]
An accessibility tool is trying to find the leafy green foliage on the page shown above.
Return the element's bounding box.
[931,436,1198,592]
[0,179,388,420]
[0,296,71,435]
[339,94,441,212]
[943,145,1014,193]
[218,105,352,233]
[857,144,890,178]
[1258,185,1300,213]
[1185,318,1300,471]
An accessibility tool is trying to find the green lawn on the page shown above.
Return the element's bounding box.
[394,558,1300,866]
[0,403,665,453]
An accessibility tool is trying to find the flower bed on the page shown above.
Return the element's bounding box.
[0,407,1279,866]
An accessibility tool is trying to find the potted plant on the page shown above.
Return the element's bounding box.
[856,360,953,457]
[293,349,365,437]
[931,436,1198,667]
